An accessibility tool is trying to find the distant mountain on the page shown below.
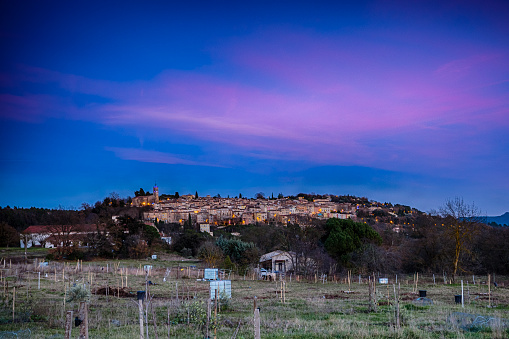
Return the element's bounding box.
[486,212,509,226]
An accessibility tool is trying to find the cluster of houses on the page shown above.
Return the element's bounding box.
[19,187,416,276]
[140,186,357,228]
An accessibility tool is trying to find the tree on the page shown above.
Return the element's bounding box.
[222,255,235,271]
[323,218,382,266]
[437,198,483,280]
[135,188,146,197]
[215,236,256,264]
[195,191,199,199]
[46,209,83,257]
[172,229,211,256]
[255,192,265,199]
[0,222,19,247]
[20,231,34,263]
[277,193,284,199]
[197,241,223,267]
[239,193,242,199]
[175,192,180,199]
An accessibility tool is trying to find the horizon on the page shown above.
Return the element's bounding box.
[2,188,507,218]
[1,1,508,215]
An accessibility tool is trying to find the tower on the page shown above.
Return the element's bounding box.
[153,183,159,202]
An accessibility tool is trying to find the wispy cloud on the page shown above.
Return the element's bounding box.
[106,147,224,167]
[1,29,508,175]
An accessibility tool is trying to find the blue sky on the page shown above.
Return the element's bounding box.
[1,1,508,214]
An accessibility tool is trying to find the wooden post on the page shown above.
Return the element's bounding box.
[373,273,376,296]
[283,281,286,303]
[38,272,40,289]
[78,301,89,339]
[348,270,351,291]
[12,286,15,322]
[206,298,211,339]
[461,280,464,308]
[150,298,159,339]
[214,289,218,339]
[393,284,400,328]
[138,298,144,339]
[488,274,491,307]
[254,308,261,339]
[415,272,419,293]
[65,310,73,339]
[167,305,171,339]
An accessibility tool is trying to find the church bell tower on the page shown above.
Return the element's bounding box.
[153,183,159,202]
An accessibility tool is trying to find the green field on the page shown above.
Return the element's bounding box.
[0,249,507,338]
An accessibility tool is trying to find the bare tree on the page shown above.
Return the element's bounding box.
[197,241,224,268]
[437,198,483,281]
[47,209,83,256]
[20,231,35,264]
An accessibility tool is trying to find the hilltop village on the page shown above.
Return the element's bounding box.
[134,185,419,231]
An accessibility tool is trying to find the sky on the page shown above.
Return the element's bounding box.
[1,1,508,215]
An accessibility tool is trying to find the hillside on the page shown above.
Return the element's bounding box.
[487,212,509,226]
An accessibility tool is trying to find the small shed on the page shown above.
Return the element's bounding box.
[259,250,296,273]
[210,280,231,299]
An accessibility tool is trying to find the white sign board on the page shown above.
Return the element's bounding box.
[151,255,157,260]
[144,265,153,271]
[378,278,388,284]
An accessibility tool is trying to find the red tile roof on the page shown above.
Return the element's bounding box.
[23,224,103,234]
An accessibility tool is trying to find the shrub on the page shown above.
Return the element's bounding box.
[66,284,91,302]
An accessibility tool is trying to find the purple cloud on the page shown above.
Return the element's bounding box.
[106,147,223,167]
[1,29,508,177]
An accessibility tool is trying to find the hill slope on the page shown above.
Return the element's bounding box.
[486,212,509,226]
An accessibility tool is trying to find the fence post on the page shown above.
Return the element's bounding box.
[393,284,400,328]
[12,286,15,322]
[214,289,218,339]
[206,299,211,338]
[64,310,73,339]
[78,301,89,339]
[254,308,261,339]
[138,295,144,339]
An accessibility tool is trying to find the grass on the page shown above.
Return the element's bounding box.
[0,254,507,338]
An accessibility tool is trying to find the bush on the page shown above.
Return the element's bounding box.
[66,284,91,302]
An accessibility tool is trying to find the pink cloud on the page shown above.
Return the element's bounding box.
[2,30,508,173]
